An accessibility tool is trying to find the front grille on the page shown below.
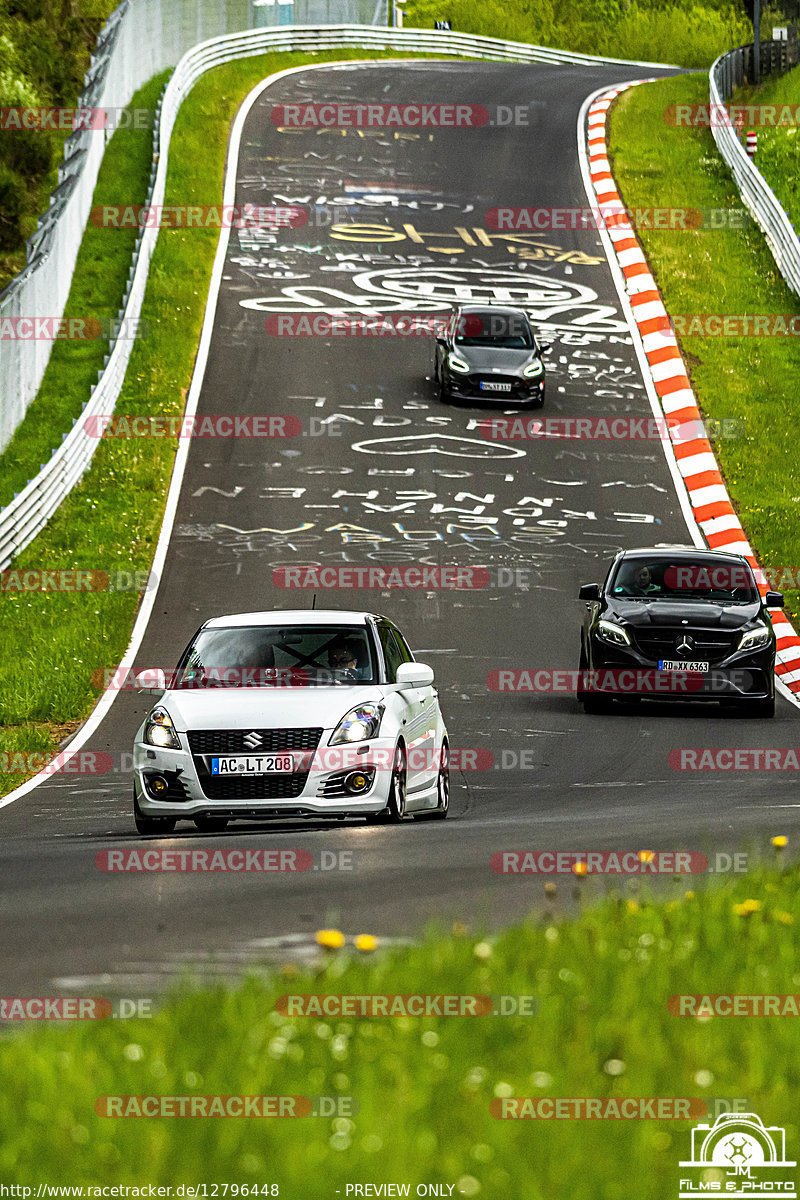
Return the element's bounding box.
[200,774,307,800]
[632,628,741,664]
[188,728,323,755]
[465,374,531,399]
[188,727,322,800]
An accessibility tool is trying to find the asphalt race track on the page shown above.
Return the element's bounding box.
[2,59,797,995]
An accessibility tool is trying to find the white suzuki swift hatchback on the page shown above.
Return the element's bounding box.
[132,610,449,834]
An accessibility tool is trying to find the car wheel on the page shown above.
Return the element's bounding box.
[133,787,176,836]
[385,744,408,821]
[194,815,230,832]
[414,741,449,820]
[576,642,589,702]
[364,744,408,824]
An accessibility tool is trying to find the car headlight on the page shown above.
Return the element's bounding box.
[522,357,544,378]
[329,703,383,745]
[144,707,181,749]
[597,618,631,647]
[448,353,470,374]
[738,623,772,652]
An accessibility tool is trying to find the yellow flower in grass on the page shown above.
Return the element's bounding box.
[626,899,640,914]
[572,861,588,877]
[732,899,761,917]
[638,850,655,864]
[316,928,345,949]
[775,911,794,925]
[772,836,788,849]
[355,934,378,952]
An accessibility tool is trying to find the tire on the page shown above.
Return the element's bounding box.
[133,787,176,836]
[194,815,230,832]
[366,744,407,824]
[577,643,613,712]
[385,743,408,821]
[414,741,449,820]
[576,642,589,703]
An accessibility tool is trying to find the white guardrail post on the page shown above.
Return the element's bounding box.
[0,20,672,570]
[710,45,800,298]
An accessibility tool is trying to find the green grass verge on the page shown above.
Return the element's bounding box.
[729,64,800,230]
[610,73,800,625]
[0,859,797,1192]
[0,73,170,511]
[406,0,753,69]
[0,48,460,799]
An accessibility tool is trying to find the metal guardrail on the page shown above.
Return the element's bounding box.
[710,42,800,299]
[0,22,672,570]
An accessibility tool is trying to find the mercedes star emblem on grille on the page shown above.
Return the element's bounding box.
[676,636,695,656]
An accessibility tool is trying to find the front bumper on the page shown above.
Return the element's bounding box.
[133,735,400,819]
[585,638,775,702]
[446,374,544,404]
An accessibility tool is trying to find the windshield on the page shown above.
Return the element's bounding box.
[172,625,377,688]
[610,558,759,604]
[454,311,534,349]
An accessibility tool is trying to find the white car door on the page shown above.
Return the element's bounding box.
[379,623,437,797]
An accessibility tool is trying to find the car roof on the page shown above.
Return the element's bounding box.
[454,304,530,320]
[201,610,375,629]
[617,546,749,563]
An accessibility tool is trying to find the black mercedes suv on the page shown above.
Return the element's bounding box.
[577,547,783,716]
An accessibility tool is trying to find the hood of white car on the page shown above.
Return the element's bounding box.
[160,685,386,732]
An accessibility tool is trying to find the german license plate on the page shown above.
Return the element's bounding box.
[211,754,296,775]
[658,660,709,673]
[479,381,512,392]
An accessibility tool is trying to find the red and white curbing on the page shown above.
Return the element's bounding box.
[585,83,800,696]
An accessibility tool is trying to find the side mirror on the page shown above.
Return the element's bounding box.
[136,667,166,694]
[579,583,600,601]
[539,339,553,353]
[396,662,434,689]
[765,590,785,608]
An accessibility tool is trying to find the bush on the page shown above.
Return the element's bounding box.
[0,162,26,251]
[0,128,54,179]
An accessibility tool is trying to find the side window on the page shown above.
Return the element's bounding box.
[391,627,414,664]
[378,624,405,683]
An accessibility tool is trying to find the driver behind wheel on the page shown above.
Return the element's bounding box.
[327,638,362,680]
